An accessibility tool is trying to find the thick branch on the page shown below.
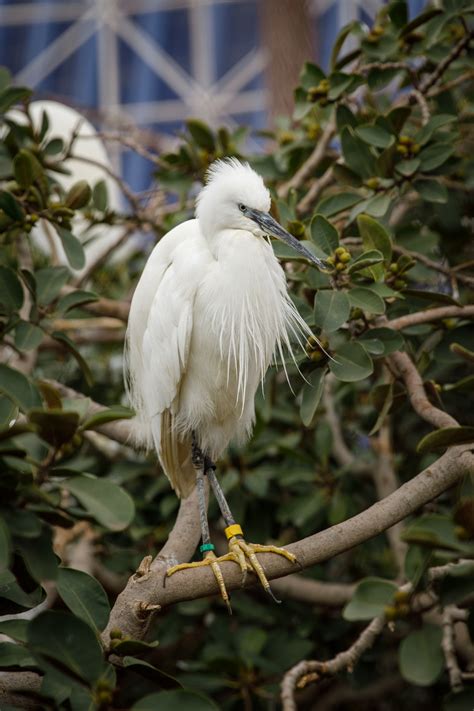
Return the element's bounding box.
[102,445,472,642]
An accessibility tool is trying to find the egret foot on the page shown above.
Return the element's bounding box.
[226,533,297,602]
[167,548,235,613]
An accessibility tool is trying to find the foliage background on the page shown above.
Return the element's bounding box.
[0,1,473,709]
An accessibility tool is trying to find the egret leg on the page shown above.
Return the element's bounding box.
[166,436,234,612]
[205,465,298,600]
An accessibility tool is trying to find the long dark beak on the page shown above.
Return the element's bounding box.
[247,208,326,270]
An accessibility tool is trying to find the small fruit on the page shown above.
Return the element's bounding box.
[335,246,346,257]
[326,255,335,266]
[339,251,351,263]
[394,590,410,604]
[336,262,346,271]
[384,605,398,621]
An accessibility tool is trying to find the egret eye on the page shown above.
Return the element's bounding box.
[238,203,246,212]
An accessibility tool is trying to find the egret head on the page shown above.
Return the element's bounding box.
[196,158,326,269]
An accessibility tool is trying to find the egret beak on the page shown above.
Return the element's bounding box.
[247,208,326,270]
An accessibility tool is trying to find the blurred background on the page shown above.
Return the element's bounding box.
[0,0,427,193]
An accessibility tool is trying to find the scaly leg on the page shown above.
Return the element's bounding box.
[166,435,234,611]
[206,464,297,601]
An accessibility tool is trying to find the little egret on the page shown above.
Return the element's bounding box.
[125,158,325,608]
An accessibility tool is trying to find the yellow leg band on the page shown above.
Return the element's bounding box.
[225,524,243,540]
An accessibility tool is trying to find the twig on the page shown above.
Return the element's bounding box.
[297,165,334,214]
[388,350,458,428]
[419,30,473,95]
[428,69,474,98]
[69,153,143,215]
[323,374,354,468]
[409,89,430,125]
[271,575,355,606]
[278,119,336,199]
[387,304,474,331]
[442,606,467,692]
[281,616,385,711]
[392,245,474,288]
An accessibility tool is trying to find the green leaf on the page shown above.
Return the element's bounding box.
[300,368,326,427]
[0,570,44,613]
[395,158,420,177]
[0,619,29,643]
[316,191,362,218]
[51,331,93,386]
[112,639,159,656]
[92,180,108,211]
[64,180,91,210]
[398,625,443,686]
[28,610,105,684]
[401,514,471,553]
[54,227,86,270]
[55,289,98,314]
[122,656,181,688]
[0,86,32,113]
[0,67,11,92]
[59,474,135,531]
[348,287,386,314]
[357,214,392,263]
[309,214,339,255]
[44,137,64,156]
[0,265,24,312]
[419,143,454,172]
[314,290,351,332]
[341,126,376,178]
[0,364,42,411]
[13,149,42,189]
[186,119,215,151]
[416,114,456,146]
[329,342,374,382]
[0,642,36,669]
[413,179,448,203]
[343,577,397,621]
[355,124,394,149]
[14,321,43,351]
[17,527,58,583]
[28,408,80,447]
[330,21,363,70]
[417,426,474,454]
[0,190,25,220]
[347,249,384,275]
[336,104,358,132]
[80,406,133,431]
[35,266,70,305]
[56,567,110,631]
[132,690,218,711]
[0,516,11,569]
[360,327,404,356]
[299,62,325,90]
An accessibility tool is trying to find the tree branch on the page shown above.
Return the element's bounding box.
[278,119,335,199]
[280,616,385,711]
[387,305,474,331]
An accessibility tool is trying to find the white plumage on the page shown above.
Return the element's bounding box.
[125,159,320,498]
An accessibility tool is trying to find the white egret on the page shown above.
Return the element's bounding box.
[125,158,325,608]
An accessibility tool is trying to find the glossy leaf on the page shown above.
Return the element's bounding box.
[0,364,42,411]
[347,249,384,275]
[186,119,215,151]
[343,577,397,621]
[59,474,135,531]
[341,126,376,178]
[0,265,23,312]
[17,526,58,582]
[329,342,373,382]
[398,625,443,686]
[55,227,86,270]
[419,143,454,171]
[357,214,392,263]
[314,290,351,332]
[316,191,362,218]
[413,179,448,203]
[416,426,474,453]
[300,368,326,426]
[28,610,105,684]
[14,321,43,351]
[80,406,134,431]
[55,289,98,314]
[309,214,339,255]
[0,190,25,220]
[56,567,110,631]
[35,267,70,305]
[93,179,108,211]
[51,331,93,386]
[132,690,218,710]
[348,287,385,314]
[0,642,36,669]
[355,124,394,149]
[28,408,80,447]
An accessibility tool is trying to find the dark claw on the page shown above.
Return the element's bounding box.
[266,586,282,604]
